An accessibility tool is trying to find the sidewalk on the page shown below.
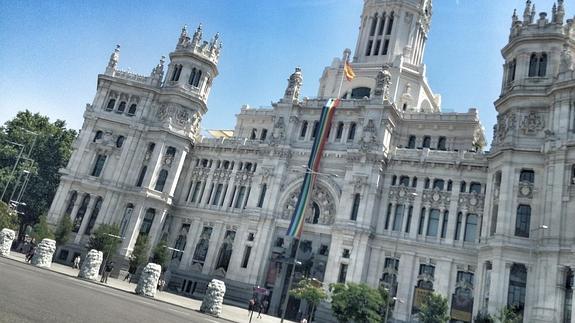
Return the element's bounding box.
[5,252,294,323]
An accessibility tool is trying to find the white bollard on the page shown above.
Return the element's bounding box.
[200,279,226,316]
[31,238,56,268]
[135,263,162,298]
[78,249,103,281]
[0,228,16,257]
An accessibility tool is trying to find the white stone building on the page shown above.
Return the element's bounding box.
[46,0,575,322]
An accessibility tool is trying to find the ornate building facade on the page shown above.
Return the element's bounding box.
[47,0,575,322]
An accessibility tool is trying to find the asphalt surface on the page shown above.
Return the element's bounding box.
[0,257,226,323]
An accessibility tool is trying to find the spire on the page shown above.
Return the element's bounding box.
[283,67,303,102]
[177,25,190,48]
[552,3,557,22]
[105,44,120,75]
[523,0,533,23]
[531,4,537,22]
[192,23,202,46]
[512,9,519,25]
[557,0,565,24]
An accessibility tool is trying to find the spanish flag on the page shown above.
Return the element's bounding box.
[344,61,356,81]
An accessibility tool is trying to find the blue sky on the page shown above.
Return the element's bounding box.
[0,0,561,148]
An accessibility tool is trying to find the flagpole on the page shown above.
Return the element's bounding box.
[336,51,351,99]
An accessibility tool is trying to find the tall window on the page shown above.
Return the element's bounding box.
[241,246,252,268]
[350,193,360,221]
[348,122,356,141]
[528,53,547,77]
[336,122,344,140]
[412,177,418,188]
[447,180,453,192]
[188,67,197,85]
[120,203,134,237]
[564,269,574,323]
[117,101,126,113]
[72,194,90,232]
[136,166,147,187]
[519,169,535,183]
[460,181,467,193]
[529,53,538,77]
[538,53,547,77]
[139,209,155,234]
[422,136,431,148]
[127,104,137,116]
[93,131,103,142]
[508,264,527,317]
[437,137,447,151]
[426,209,440,237]
[393,205,404,231]
[408,135,416,149]
[424,178,430,189]
[311,121,319,139]
[385,203,392,230]
[190,181,202,203]
[338,264,348,283]
[418,208,426,235]
[441,211,448,238]
[399,176,410,187]
[234,186,246,209]
[64,191,77,216]
[507,59,517,84]
[455,212,463,240]
[91,155,107,177]
[260,129,268,141]
[515,205,531,238]
[212,183,223,205]
[386,12,394,35]
[105,99,116,111]
[171,64,182,81]
[366,40,373,56]
[369,14,378,36]
[432,179,444,190]
[257,184,267,208]
[116,136,125,148]
[464,214,478,242]
[405,206,413,233]
[300,121,308,138]
[250,128,257,140]
[154,169,169,192]
[382,39,390,55]
[84,197,103,235]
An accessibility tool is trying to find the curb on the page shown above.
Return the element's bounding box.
[2,253,238,323]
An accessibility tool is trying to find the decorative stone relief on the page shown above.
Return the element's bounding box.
[157,104,197,130]
[270,116,286,146]
[200,279,226,316]
[135,263,162,298]
[352,175,368,192]
[261,167,273,182]
[31,239,56,268]
[518,181,534,199]
[520,112,544,135]
[213,169,232,182]
[388,187,417,204]
[282,185,336,225]
[421,189,451,209]
[495,112,517,142]
[284,67,303,101]
[373,65,392,100]
[235,171,253,186]
[191,167,210,180]
[560,43,574,73]
[0,228,16,257]
[458,192,485,213]
[78,249,103,281]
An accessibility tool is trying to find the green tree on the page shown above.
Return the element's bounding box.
[87,224,121,259]
[30,215,54,242]
[330,283,384,323]
[129,234,149,273]
[494,306,522,323]
[418,293,450,323]
[0,110,77,236]
[151,238,169,270]
[54,215,73,246]
[290,278,328,322]
[474,311,495,323]
[0,201,18,230]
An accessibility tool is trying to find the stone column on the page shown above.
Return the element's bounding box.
[142,142,165,189]
[0,229,16,256]
[148,209,168,249]
[120,204,145,257]
[203,222,225,274]
[395,252,416,321]
[180,220,202,269]
[165,149,188,197]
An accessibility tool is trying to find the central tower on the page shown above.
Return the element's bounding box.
[354,0,432,66]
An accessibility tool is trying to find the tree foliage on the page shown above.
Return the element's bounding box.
[87,224,121,258]
[290,278,328,321]
[418,292,450,323]
[54,214,73,246]
[0,111,77,231]
[30,215,54,242]
[330,283,384,323]
[0,201,18,231]
[494,306,522,323]
[475,311,495,323]
[151,238,169,270]
[129,234,149,273]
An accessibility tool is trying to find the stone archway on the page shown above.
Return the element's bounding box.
[280,183,337,226]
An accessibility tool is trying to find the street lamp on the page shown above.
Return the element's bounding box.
[101,233,124,277]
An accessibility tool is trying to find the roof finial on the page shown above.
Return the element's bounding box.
[552,3,558,22]
[105,44,120,74]
[557,0,565,24]
[512,9,519,24]
[177,25,190,48]
[524,0,533,23]
[192,23,203,45]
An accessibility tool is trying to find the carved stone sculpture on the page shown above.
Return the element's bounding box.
[0,228,16,257]
[78,249,103,281]
[374,64,392,100]
[284,67,303,101]
[135,263,162,298]
[31,239,56,268]
[200,279,226,316]
[560,43,574,73]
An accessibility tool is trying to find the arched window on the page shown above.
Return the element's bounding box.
[300,121,308,138]
[520,169,535,183]
[127,104,137,116]
[508,264,527,316]
[105,99,116,111]
[538,53,547,77]
[120,203,134,237]
[426,209,440,237]
[369,13,378,36]
[422,136,431,148]
[171,64,182,81]
[116,136,125,148]
[529,53,538,77]
[193,70,202,87]
[412,177,418,188]
[386,12,395,35]
[507,59,517,84]
[91,154,107,177]
[460,181,467,193]
[455,212,463,240]
[348,122,356,141]
[188,67,197,85]
[407,135,416,149]
[399,176,409,187]
[166,147,176,158]
[154,169,169,192]
[312,202,321,224]
[424,178,430,189]
[72,194,91,233]
[447,180,453,192]
[437,136,447,151]
[378,13,386,36]
[515,205,531,237]
[257,184,267,208]
[433,179,445,190]
[391,175,397,186]
[469,182,482,194]
[260,129,268,141]
[64,191,77,216]
[464,214,478,242]
[139,208,155,234]
[350,193,360,221]
[250,128,257,140]
[84,197,103,235]
[117,101,126,113]
[311,121,319,139]
[136,166,147,187]
[351,87,371,99]
[336,122,344,140]
[93,131,103,142]
[393,204,404,232]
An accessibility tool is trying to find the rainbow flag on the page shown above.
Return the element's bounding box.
[286,98,340,238]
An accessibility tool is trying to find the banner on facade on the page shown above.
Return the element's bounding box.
[450,293,473,322]
[412,287,433,312]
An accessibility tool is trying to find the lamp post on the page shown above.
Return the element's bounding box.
[101,233,123,277]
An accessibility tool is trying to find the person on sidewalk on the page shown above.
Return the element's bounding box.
[100,261,114,283]
[72,255,81,269]
[25,246,35,263]
[248,298,255,317]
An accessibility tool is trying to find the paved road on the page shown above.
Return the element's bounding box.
[0,257,226,323]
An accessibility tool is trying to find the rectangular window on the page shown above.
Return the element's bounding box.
[212,184,223,205]
[455,213,463,240]
[418,208,426,235]
[91,155,107,177]
[405,206,413,233]
[382,39,390,55]
[234,186,246,209]
[338,264,348,283]
[385,204,392,230]
[243,187,251,209]
[205,183,214,204]
[190,181,202,203]
[515,205,531,238]
[426,209,440,237]
[366,40,373,56]
[393,205,404,232]
[241,246,252,268]
[257,184,267,208]
[374,40,381,55]
[136,166,147,187]
[350,194,361,221]
[228,186,237,207]
[441,211,448,238]
[220,184,228,206]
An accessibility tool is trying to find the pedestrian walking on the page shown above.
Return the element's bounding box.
[123,271,131,282]
[72,255,81,269]
[25,246,35,263]
[100,261,114,283]
[157,278,165,292]
[256,299,263,319]
[248,298,255,317]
